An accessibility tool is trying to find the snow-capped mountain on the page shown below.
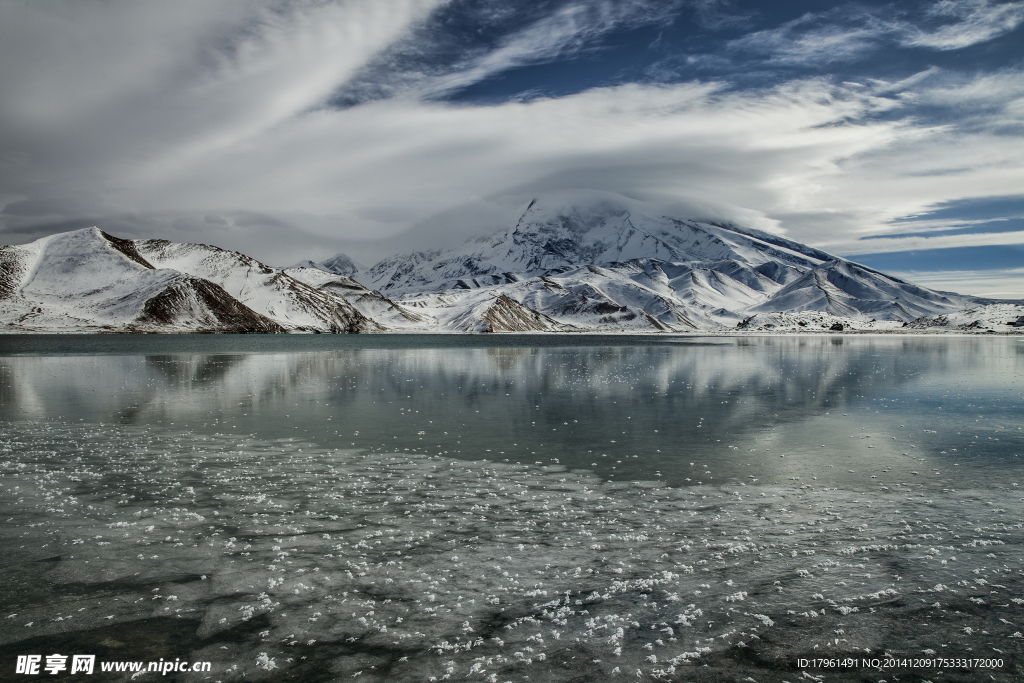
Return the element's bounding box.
[0,192,1013,334]
[354,191,989,332]
[364,191,828,295]
[288,253,364,278]
[0,228,376,333]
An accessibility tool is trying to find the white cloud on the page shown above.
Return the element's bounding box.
[836,230,1024,256]
[375,0,689,100]
[728,1,1024,65]
[913,69,1024,131]
[422,3,623,96]
[727,11,888,64]
[93,79,910,246]
[0,0,444,194]
[116,69,1023,259]
[855,215,1024,239]
[903,0,1024,50]
[880,268,1024,299]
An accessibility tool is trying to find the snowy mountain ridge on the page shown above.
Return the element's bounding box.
[349,192,1005,332]
[0,228,378,333]
[363,192,831,296]
[1,192,1020,334]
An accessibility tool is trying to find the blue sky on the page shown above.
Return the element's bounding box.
[1,0,1022,296]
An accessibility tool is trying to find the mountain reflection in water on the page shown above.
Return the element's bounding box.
[1,335,1020,488]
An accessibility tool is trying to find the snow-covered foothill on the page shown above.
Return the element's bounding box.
[134,238,377,333]
[0,228,372,333]
[283,266,430,329]
[904,303,1024,332]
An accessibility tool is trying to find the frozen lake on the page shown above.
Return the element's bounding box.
[1,334,1022,682]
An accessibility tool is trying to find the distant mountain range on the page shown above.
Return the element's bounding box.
[2,192,1021,333]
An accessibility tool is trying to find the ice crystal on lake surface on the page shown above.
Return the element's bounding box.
[1,423,1021,682]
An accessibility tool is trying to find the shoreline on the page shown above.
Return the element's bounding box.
[1,328,1023,336]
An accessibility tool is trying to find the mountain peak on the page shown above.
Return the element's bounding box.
[362,192,827,294]
[288,252,364,277]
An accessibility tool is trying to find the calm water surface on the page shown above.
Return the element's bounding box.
[0,334,1021,682]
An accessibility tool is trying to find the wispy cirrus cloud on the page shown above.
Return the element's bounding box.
[414,2,677,97]
[727,9,890,65]
[841,229,1024,255]
[729,0,1024,65]
[332,0,695,103]
[0,0,445,191]
[879,267,1024,298]
[902,0,1024,49]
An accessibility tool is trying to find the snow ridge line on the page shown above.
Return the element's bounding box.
[14,233,57,298]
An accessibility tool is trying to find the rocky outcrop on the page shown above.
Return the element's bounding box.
[478,295,561,333]
[133,277,284,333]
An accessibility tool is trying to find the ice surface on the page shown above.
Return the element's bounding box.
[2,422,1021,682]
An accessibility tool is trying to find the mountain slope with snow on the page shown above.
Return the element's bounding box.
[0,229,372,333]
[283,266,430,329]
[0,192,1013,334]
[349,192,989,332]
[364,191,827,296]
[133,238,376,332]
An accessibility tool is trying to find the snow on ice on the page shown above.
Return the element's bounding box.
[1,422,1021,681]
